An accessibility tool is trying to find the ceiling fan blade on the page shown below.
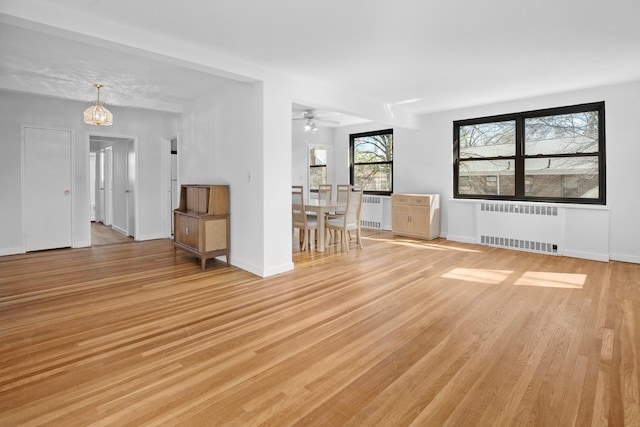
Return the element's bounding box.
[314,118,340,125]
[291,109,340,126]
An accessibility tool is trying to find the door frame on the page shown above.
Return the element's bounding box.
[87,133,139,243]
[104,146,113,226]
[162,133,179,238]
[20,124,75,253]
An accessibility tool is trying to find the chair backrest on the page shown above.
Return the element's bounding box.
[344,187,363,226]
[334,184,350,214]
[292,186,307,228]
[336,185,350,204]
[318,184,332,202]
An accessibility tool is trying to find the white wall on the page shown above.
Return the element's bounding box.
[333,122,439,195]
[312,80,640,264]
[333,122,389,186]
[0,90,179,255]
[3,79,638,269]
[403,80,640,263]
[291,124,335,193]
[179,79,294,277]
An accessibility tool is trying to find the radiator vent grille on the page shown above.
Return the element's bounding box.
[361,220,381,229]
[477,202,564,256]
[360,195,384,229]
[481,202,558,216]
[363,196,381,204]
[480,235,558,254]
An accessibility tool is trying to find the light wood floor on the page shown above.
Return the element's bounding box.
[1,231,638,426]
[91,222,134,246]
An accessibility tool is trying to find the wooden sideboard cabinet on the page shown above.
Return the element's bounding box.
[391,193,440,240]
[173,184,230,270]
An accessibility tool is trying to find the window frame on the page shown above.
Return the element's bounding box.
[308,145,328,193]
[453,102,606,205]
[349,128,394,196]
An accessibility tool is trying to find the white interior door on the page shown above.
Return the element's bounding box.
[23,126,72,251]
[105,146,113,226]
[126,139,135,238]
[89,152,96,221]
[171,153,177,236]
[112,142,127,235]
[96,149,105,223]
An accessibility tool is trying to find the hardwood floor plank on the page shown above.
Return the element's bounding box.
[1,231,639,426]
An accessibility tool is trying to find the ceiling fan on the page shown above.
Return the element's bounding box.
[292,110,340,132]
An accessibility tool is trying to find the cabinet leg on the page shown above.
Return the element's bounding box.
[201,258,206,270]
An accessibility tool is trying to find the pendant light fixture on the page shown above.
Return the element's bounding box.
[83,83,113,126]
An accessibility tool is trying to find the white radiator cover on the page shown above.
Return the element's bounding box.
[312,193,390,230]
[359,195,393,230]
[476,202,565,255]
[360,195,384,229]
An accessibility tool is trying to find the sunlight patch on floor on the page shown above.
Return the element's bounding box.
[442,267,587,289]
[365,236,482,253]
[514,271,586,289]
[442,268,514,285]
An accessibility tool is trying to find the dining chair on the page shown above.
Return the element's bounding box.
[334,184,350,214]
[318,184,332,202]
[307,184,332,224]
[325,184,350,241]
[326,187,363,252]
[292,185,317,251]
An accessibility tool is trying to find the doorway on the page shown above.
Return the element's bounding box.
[89,135,137,245]
[170,136,178,236]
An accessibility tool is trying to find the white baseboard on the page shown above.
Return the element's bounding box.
[73,240,91,249]
[262,262,295,277]
[232,257,294,278]
[446,235,476,244]
[610,253,640,264]
[111,225,128,236]
[135,233,169,242]
[0,246,24,256]
[564,249,610,263]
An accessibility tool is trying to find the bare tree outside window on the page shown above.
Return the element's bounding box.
[309,146,327,191]
[459,121,516,196]
[454,102,605,204]
[524,111,600,199]
[350,129,393,194]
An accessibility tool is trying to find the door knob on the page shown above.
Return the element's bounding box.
[64,190,70,195]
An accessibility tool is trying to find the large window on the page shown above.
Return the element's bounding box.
[350,129,393,195]
[309,146,327,191]
[454,102,605,204]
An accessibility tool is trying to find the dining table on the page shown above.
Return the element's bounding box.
[304,198,346,252]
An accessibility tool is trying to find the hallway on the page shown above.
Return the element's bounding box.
[91,222,133,246]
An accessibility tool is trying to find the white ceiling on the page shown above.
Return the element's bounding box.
[1,0,639,122]
[0,22,235,113]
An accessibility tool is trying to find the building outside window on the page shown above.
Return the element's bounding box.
[350,129,393,195]
[453,102,605,204]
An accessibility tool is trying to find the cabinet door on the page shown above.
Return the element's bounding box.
[205,218,227,252]
[208,186,230,215]
[197,187,209,214]
[186,187,199,212]
[409,206,430,237]
[175,214,199,249]
[392,204,411,234]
